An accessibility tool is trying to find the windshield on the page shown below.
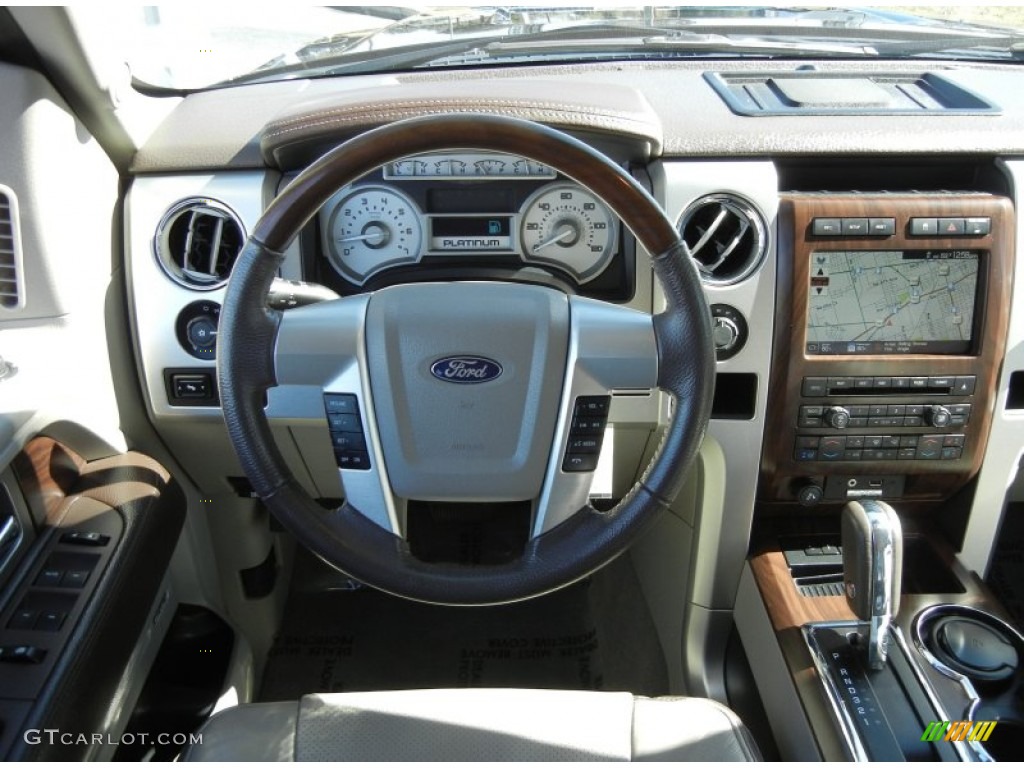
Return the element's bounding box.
[71,5,1024,92]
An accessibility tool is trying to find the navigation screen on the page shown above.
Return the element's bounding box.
[806,250,980,355]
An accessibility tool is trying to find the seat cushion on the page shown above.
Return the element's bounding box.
[185,688,761,762]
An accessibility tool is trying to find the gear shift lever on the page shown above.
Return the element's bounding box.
[842,500,903,669]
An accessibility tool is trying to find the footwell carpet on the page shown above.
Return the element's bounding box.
[260,554,666,700]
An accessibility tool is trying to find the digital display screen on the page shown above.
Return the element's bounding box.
[430,216,513,251]
[806,250,980,355]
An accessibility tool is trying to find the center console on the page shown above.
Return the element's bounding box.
[742,533,1024,762]
[735,191,1022,762]
[761,193,1014,503]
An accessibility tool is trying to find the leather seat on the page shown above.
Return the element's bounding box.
[184,688,761,762]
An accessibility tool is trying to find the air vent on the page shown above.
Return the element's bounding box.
[678,194,767,286]
[0,185,24,309]
[154,199,245,289]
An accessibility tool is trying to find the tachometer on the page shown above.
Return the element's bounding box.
[519,184,617,282]
[324,185,423,284]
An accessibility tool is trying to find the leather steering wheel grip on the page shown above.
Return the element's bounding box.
[218,114,715,605]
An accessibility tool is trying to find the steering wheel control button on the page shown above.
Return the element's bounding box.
[574,396,610,417]
[563,454,599,473]
[568,437,601,454]
[324,393,372,471]
[327,413,361,433]
[336,451,371,470]
[331,432,366,451]
[324,394,358,413]
[563,395,611,472]
[571,417,606,435]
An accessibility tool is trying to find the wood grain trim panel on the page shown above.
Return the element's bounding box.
[761,194,1015,502]
[12,437,87,524]
[11,438,174,528]
[751,545,1013,637]
[750,550,856,630]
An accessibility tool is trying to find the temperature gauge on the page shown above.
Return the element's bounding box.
[512,159,551,176]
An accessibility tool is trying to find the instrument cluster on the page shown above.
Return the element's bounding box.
[316,152,627,296]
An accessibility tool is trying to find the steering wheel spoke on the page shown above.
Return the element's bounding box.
[267,295,400,534]
[533,297,658,536]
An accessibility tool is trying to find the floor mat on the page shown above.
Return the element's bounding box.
[260,578,603,701]
[260,551,667,701]
[986,502,1024,629]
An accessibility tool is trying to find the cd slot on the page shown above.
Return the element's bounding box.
[829,385,952,397]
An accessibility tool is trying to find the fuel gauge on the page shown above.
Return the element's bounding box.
[474,158,507,175]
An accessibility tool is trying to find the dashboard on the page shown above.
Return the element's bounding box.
[6,10,1024,757]
[118,58,1024,630]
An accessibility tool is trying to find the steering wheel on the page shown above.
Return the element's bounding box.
[218,114,713,605]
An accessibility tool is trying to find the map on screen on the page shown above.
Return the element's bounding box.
[806,250,979,355]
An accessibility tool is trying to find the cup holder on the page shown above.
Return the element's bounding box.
[914,605,1024,761]
[928,615,1019,685]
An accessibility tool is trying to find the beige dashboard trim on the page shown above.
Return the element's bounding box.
[259,80,663,162]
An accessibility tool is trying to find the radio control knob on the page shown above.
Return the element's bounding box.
[925,405,952,428]
[823,406,851,429]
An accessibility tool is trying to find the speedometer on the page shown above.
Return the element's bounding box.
[324,185,423,284]
[519,183,617,282]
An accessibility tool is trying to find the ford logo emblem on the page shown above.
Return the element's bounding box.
[430,356,503,384]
